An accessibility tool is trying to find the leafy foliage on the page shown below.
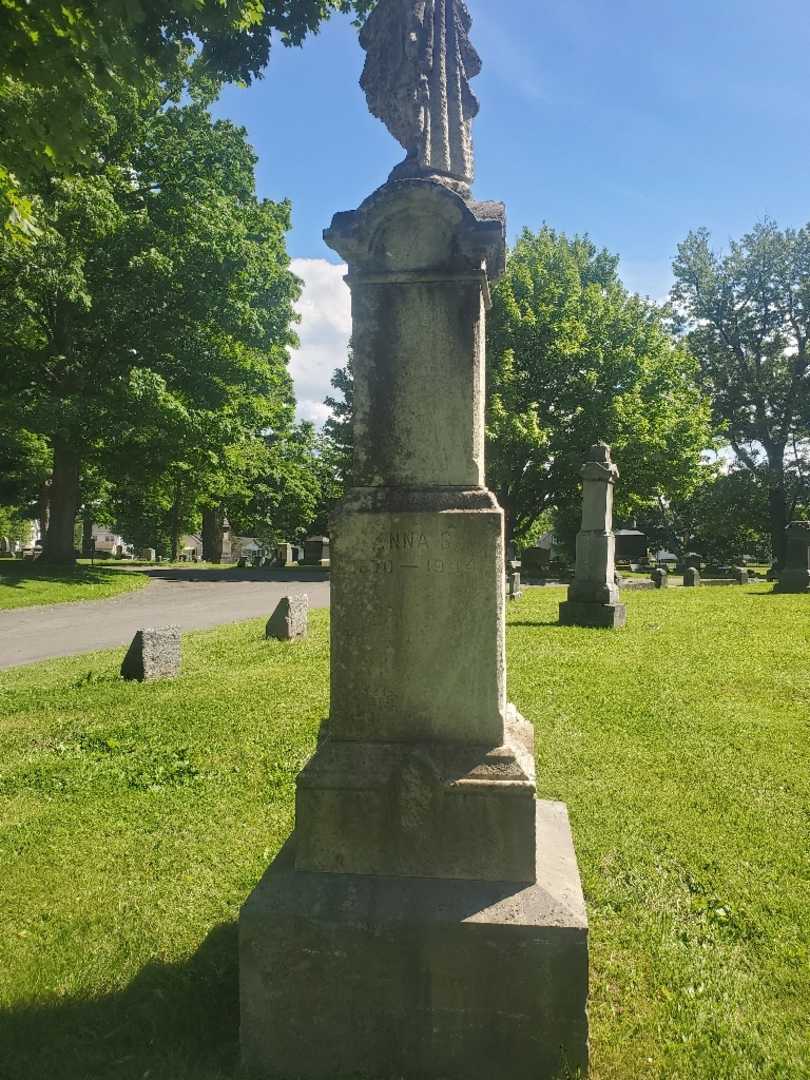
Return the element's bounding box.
[672,220,810,559]
[487,227,713,543]
[0,0,375,231]
[0,97,300,562]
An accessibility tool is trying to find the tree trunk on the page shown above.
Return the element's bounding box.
[81,508,94,557]
[202,507,225,564]
[767,453,789,565]
[41,440,81,565]
[37,481,51,544]
[170,480,181,562]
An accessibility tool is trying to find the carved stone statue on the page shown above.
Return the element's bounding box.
[359,0,481,186]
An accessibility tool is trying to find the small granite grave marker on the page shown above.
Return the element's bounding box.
[775,521,810,593]
[734,566,749,585]
[266,594,309,641]
[302,536,330,566]
[121,627,181,682]
[651,568,668,588]
[683,567,700,587]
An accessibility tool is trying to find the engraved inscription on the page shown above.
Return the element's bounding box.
[355,525,479,576]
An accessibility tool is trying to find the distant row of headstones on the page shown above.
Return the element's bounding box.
[236,538,330,570]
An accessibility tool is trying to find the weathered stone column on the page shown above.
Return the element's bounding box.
[560,442,627,628]
[240,3,588,1077]
[775,521,810,593]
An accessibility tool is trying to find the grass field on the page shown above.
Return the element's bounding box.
[0,563,148,611]
[0,585,807,1079]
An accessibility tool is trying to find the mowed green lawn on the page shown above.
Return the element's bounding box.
[0,585,807,1079]
[0,562,148,610]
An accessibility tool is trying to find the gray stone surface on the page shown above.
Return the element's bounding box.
[240,800,589,1080]
[120,626,180,682]
[734,567,750,585]
[296,706,537,882]
[301,536,330,566]
[240,4,587,1075]
[274,542,298,568]
[651,568,669,588]
[683,567,700,587]
[360,0,480,187]
[265,594,309,641]
[508,568,523,600]
[560,442,626,628]
[560,599,627,628]
[775,521,810,593]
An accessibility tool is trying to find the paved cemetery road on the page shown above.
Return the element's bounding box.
[0,568,331,671]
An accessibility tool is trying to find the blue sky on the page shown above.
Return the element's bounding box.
[212,0,810,421]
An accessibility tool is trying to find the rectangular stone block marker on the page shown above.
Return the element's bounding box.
[121,627,180,682]
[240,2,588,1077]
[775,521,810,593]
[241,802,588,1080]
[265,594,309,641]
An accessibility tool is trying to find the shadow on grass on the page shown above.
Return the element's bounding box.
[507,620,562,628]
[144,568,330,585]
[0,564,124,591]
[0,922,240,1080]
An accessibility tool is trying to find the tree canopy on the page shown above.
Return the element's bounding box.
[0,0,374,233]
[672,220,810,561]
[486,227,712,544]
[0,96,300,563]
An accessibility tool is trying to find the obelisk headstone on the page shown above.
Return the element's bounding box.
[560,442,627,628]
[775,521,810,593]
[239,4,588,1078]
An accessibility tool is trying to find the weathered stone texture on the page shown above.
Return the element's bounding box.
[683,567,700,587]
[560,442,626,628]
[240,801,588,1080]
[651,568,669,588]
[265,594,309,641]
[121,627,180,682]
[359,0,480,186]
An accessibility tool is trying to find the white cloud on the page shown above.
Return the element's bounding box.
[289,258,351,425]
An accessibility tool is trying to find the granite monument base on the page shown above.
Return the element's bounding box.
[774,570,810,594]
[240,800,589,1080]
[559,599,627,629]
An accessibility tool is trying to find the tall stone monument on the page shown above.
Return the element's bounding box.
[239,3,588,1077]
[560,442,627,628]
[775,521,810,593]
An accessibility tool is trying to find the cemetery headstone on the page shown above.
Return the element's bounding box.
[651,568,668,588]
[265,594,309,641]
[559,443,627,628]
[301,536,330,566]
[0,537,9,555]
[239,6,588,1077]
[121,627,181,682]
[142,548,156,563]
[734,566,749,585]
[275,542,297,568]
[775,521,810,593]
[508,567,523,600]
[684,567,700,587]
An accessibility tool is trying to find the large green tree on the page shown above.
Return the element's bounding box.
[0,100,299,564]
[672,221,810,562]
[0,0,374,232]
[486,227,712,545]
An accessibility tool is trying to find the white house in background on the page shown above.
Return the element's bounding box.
[91,524,133,557]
